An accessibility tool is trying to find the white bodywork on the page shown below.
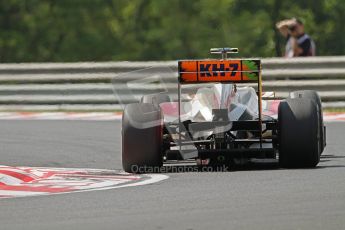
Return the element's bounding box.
[161,84,259,122]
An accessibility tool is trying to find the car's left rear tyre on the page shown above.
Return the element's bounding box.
[141,93,171,108]
[122,103,163,173]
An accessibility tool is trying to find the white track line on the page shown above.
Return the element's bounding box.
[0,112,122,120]
[0,165,168,199]
[0,112,343,121]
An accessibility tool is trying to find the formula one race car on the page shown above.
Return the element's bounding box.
[122,48,326,173]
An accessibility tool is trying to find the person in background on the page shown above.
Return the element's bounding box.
[276,18,315,57]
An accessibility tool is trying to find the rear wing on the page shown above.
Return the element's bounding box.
[178,59,261,84]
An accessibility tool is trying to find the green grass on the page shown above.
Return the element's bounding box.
[323,107,345,113]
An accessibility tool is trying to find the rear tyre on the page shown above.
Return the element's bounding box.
[141,93,171,108]
[290,90,325,153]
[278,98,320,168]
[122,103,163,173]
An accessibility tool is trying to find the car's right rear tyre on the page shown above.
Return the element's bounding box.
[290,90,325,154]
[278,98,320,168]
[122,103,163,173]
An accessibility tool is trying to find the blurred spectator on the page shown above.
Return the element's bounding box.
[276,18,315,57]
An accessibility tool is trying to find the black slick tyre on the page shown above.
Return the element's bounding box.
[278,98,320,168]
[141,93,171,108]
[290,90,325,153]
[122,103,163,173]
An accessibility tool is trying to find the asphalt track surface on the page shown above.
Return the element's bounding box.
[0,120,344,230]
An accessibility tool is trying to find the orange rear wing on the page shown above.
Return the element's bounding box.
[178,59,261,84]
